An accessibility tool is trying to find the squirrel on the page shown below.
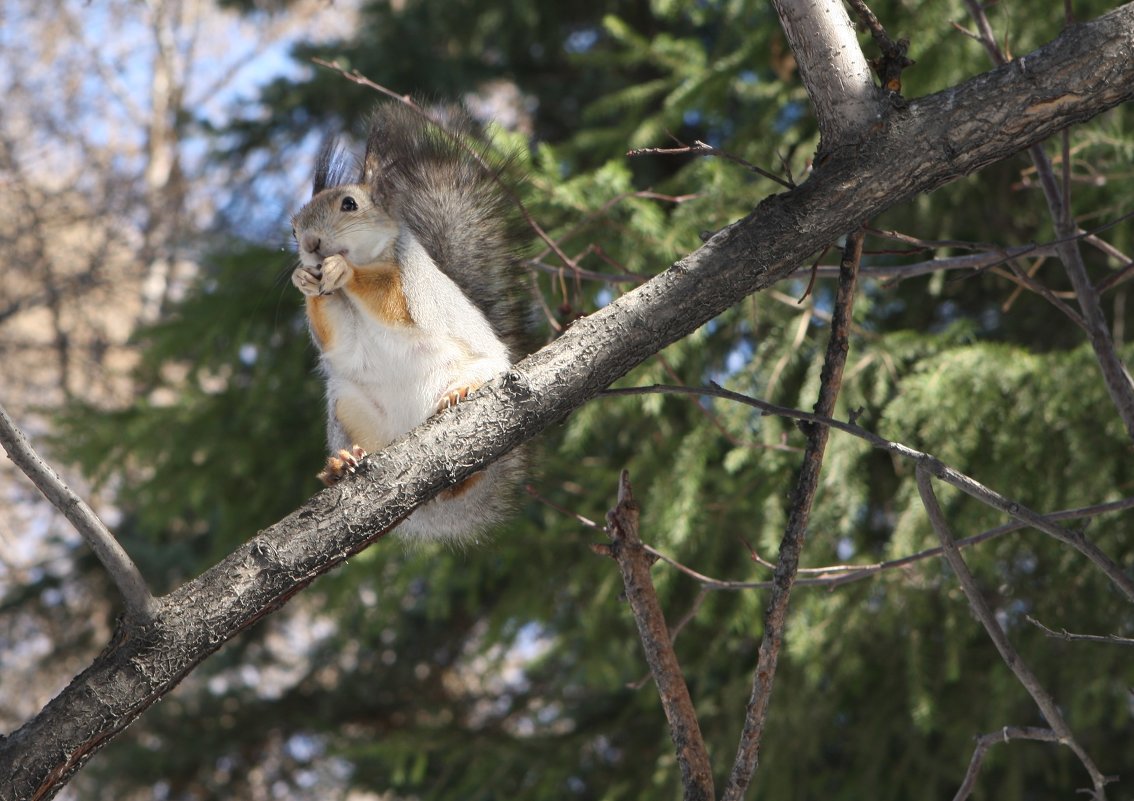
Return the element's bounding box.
[290,102,533,543]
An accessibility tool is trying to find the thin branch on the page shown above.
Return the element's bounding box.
[1001,256,1088,331]
[602,383,1134,604]
[525,257,645,286]
[1025,615,1134,646]
[722,229,863,801]
[600,470,714,801]
[0,403,155,622]
[627,588,710,691]
[636,496,1134,592]
[628,141,795,189]
[1096,259,1134,294]
[524,483,600,529]
[953,727,1063,801]
[916,466,1112,800]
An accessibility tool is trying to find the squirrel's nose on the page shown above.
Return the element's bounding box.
[302,234,321,254]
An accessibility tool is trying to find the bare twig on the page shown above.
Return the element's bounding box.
[634,495,1134,592]
[525,257,645,287]
[628,141,795,189]
[1025,615,1134,646]
[916,466,1112,800]
[1000,257,1088,329]
[1096,260,1134,294]
[0,403,155,622]
[601,383,1134,604]
[524,484,600,529]
[953,727,1063,801]
[844,0,915,92]
[963,0,1134,442]
[601,470,714,801]
[722,229,863,800]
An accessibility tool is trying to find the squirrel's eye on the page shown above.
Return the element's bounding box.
[341,196,358,212]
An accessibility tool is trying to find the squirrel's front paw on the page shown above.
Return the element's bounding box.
[318,445,368,486]
[436,381,484,413]
[292,265,322,297]
[319,253,352,295]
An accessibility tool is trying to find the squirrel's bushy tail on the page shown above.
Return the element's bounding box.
[361,102,535,359]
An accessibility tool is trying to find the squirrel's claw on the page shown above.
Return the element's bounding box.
[318,445,368,486]
[436,382,484,413]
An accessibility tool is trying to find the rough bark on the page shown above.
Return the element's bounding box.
[2,5,1133,798]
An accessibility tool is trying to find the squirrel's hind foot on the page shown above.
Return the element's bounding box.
[318,445,368,486]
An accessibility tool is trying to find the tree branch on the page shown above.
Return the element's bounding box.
[4,6,1134,797]
[844,0,915,93]
[601,470,714,800]
[771,0,881,152]
[964,0,1134,441]
[916,466,1112,799]
[953,727,1063,801]
[0,403,155,623]
[633,495,1134,592]
[1025,616,1134,646]
[722,229,862,801]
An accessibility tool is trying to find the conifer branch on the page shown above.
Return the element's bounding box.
[605,382,1134,605]
[916,466,1113,800]
[722,230,862,801]
[601,470,714,801]
[0,403,156,623]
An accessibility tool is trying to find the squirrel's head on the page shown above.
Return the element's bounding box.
[291,185,398,268]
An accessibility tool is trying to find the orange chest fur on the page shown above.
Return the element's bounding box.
[305,261,414,350]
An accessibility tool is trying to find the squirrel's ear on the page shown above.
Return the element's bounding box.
[360,121,384,188]
[313,135,348,196]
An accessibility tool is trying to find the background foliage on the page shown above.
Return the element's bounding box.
[13,0,1134,799]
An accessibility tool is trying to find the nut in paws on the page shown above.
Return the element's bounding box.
[292,265,323,297]
[319,253,351,295]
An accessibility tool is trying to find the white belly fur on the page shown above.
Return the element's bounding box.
[318,230,514,541]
